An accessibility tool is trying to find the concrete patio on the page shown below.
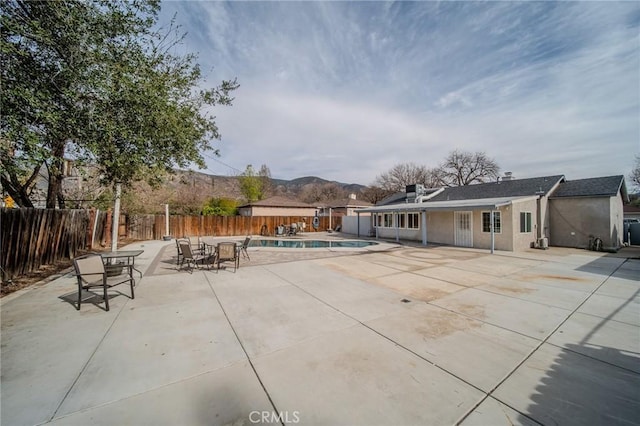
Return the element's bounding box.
[1,236,639,425]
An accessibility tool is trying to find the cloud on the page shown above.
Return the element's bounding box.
[159,1,640,184]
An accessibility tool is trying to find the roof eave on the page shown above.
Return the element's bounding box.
[356,195,538,213]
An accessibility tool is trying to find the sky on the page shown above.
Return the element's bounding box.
[158,1,640,186]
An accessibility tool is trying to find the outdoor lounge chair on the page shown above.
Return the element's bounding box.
[216,242,239,272]
[178,242,210,273]
[239,236,252,260]
[73,254,134,311]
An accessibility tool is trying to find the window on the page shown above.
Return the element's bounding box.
[397,213,406,228]
[482,211,501,233]
[407,213,420,229]
[383,213,393,227]
[520,212,532,233]
[374,214,381,227]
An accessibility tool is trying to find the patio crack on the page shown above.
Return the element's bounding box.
[49,299,130,422]
[203,272,285,426]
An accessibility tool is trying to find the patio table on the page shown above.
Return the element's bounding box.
[100,249,144,278]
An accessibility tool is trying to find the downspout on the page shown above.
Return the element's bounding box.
[536,196,542,240]
[395,211,399,242]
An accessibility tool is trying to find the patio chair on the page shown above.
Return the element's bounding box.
[182,236,205,254]
[73,254,134,311]
[239,236,252,260]
[175,238,190,266]
[178,242,210,273]
[216,242,239,272]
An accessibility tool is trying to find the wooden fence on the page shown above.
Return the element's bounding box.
[126,215,342,240]
[1,208,90,281]
[1,209,342,281]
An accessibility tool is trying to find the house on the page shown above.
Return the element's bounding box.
[237,196,318,217]
[356,174,628,252]
[623,204,640,222]
[319,194,373,217]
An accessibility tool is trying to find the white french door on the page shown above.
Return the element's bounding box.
[454,211,473,247]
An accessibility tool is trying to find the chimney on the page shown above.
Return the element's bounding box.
[502,172,514,181]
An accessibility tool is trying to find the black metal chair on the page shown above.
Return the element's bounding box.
[239,236,252,260]
[175,238,190,266]
[73,254,134,311]
[178,242,209,273]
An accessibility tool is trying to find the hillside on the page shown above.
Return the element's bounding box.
[125,169,367,214]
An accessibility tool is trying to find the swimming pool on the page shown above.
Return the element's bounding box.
[249,239,379,249]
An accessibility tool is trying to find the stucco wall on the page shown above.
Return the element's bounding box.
[539,196,551,240]
[425,211,454,245]
[549,197,616,249]
[610,196,624,248]
[368,203,542,251]
[471,207,513,251]
[342,216,374,236]
[510,199,538,250]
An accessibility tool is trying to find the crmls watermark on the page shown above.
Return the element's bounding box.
[249,410,300,424]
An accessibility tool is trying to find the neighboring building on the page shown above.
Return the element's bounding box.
[237,196,318,217]
[321,193,373,217]
[356,174,628,252]
[623,204,640,222]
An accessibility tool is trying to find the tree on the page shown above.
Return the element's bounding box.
[631,155,640,190]
[258,164,273,198]
[361,185,393,204]
[299,182,347,204]
[238,165,263,202]
[374,163,441,193]
[202,197,238,216]
[437,150,500,186]
[1,0,238,209]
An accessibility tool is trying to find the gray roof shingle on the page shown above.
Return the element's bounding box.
[376,175,564,206]
[550,175,625,198]
[428,175,565,202]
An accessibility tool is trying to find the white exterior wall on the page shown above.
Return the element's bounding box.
[511,199,538,251]
[369,205,539,251]
[341,216,374,236]
[471,207,512,251]
[610,195,624,248]
[426,211,454,245]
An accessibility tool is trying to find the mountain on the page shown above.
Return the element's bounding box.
[169,170,366,201]
[271,175,366,197]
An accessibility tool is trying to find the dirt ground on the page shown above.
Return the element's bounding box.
[1,259,76,297]
[1,239,140,297]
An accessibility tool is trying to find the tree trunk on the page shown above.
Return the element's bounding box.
[111,182,121,251]
[0,175,34,208]
[46,142,66,208]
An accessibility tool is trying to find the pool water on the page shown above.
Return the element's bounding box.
[249,239,378,249]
